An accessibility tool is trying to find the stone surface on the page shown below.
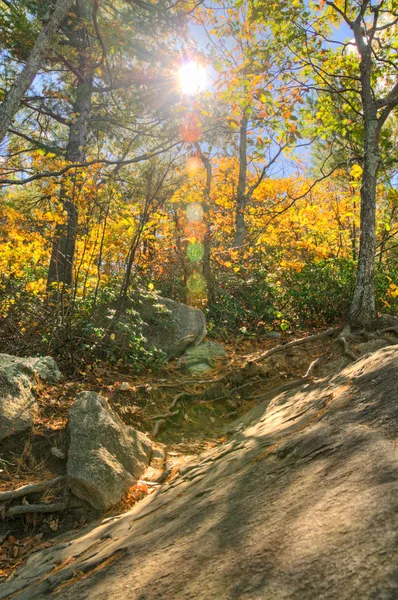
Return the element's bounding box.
[67,392,152,511]
[4,346,398,600]
[0,354,61,443]
[139,296,206,358]
[263,330,282,339]
[178,341,226,373]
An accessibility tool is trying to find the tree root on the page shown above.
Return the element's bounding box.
[149,409,179,421]
[0,476,65,503]
[337,335,359,361]
[5,501,67,518]
[152,419,166,437]
[250,327,342,363]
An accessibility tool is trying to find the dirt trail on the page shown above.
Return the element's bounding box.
[1,345,398,599]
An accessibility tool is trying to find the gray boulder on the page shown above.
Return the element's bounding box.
[67,392,152,511]
[178,341,226,373]
[139,296,206,358]
[0,354,61,443]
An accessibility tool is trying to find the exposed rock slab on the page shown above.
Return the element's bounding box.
[0,354,61,443]
[139,296,206,358]
[3,346,398,599]
[67,392,152,511]
[178,340,226,373]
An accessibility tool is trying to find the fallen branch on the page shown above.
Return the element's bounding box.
[0,476,65,503]
[5,502,67,518]
[251,327,342,363]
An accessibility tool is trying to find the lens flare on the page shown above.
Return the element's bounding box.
[187,242,204,262]
[186,156,201,176]
[187,271,207,293]
[179,61,207,95]
[186,202,203,222]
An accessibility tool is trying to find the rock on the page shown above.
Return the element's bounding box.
[0,354,61,443]
[139,296,206,358]
[263,330,282,339]
[67,392,152,511]
[358,337,397,356]
[178,341,226,373]
[7,346,398,600]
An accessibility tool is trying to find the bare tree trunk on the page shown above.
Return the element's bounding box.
[0,0,74,145]
[47,1,92,288]
[233,114,248,247]
[348,34,380,328]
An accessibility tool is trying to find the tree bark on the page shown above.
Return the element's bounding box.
[0,0,74,145]
[47,1,92,288]
[233,114,248,247]
[348,29,380,328]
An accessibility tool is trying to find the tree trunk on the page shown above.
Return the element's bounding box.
[47,1,92,288]
[233,114,248,247]
[348,44,380,328]
[0,0,74,145]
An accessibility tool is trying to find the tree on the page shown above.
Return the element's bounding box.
[0,0,74,145]
[251,0,398,328]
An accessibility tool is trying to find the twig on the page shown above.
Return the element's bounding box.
[250,327,342,362]
[0,476,65,503]
[5,502,67,518]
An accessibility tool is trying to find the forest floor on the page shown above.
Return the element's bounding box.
[0,326,395,584]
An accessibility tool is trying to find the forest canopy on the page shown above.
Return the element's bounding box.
[0,0,397,371]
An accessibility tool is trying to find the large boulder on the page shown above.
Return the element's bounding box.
[0,354,61,443]
[67,392,152,511]
[139,296,206,358]
[178,341,226,373]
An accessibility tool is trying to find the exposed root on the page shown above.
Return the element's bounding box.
[337,336,359,361]
[250,327,342,363]
[379,326,398,336]
[152,419,166,437]
[149,409,179,421]
[0,476,64,503]
[5,501,67,518]
[303,353,328,378]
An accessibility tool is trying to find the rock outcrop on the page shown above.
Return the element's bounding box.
[139,296,206,358]
[178,340,226,373]
[0,354,61,443]
[67,392,152,511]
[3,346,398,599]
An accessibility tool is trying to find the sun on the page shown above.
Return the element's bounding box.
[179,61,207,95]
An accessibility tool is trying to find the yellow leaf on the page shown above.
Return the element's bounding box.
[350,164,363,180]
